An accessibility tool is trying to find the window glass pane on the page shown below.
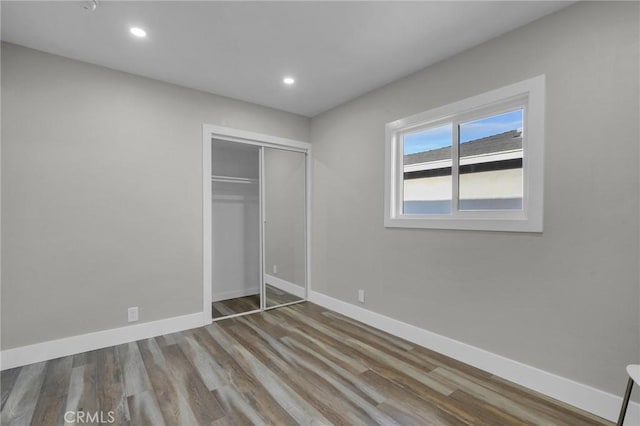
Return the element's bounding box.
[458,109,523,210]
[403,124,452,215]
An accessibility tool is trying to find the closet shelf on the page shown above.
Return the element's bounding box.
[211,175,258,184]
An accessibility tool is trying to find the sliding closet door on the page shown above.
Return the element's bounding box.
[211,140,262,319]
[263,147,306,308]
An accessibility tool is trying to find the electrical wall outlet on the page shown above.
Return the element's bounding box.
[358,289,365,303]
[273,264,277,274]
[128,307,139,322]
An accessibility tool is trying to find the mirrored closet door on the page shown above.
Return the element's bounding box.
[206,128,309,322]
[263,147,306,308]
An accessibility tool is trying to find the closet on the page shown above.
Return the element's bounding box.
[204,127,309,321]
[211,140,261,318]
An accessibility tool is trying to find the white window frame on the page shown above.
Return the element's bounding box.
[384,75,545,232]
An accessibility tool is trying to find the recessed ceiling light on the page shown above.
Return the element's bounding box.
[283,77,295,85]
[130,27,147,38]
[83,1,98,12]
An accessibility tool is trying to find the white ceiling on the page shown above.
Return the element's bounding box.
[1,1,572,117]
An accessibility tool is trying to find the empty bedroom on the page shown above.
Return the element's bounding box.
[1,1,639,425]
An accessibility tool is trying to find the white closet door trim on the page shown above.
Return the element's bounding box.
[259,146,266,311]
[305,147,312,300]
[205,124,311,152]
[202,126,213,325]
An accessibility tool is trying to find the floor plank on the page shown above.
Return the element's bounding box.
[212,385,267,425]
[206,325,327,424]
[1,302,612,426]
[1,368,21,411]
[226,318,394,425]
[31,357,72,426]
[191,327,297,425]
[160,344,226,424]
[96,347,130,425]
[116,342,153,397]
[1,361,47,425]
[126,390,165,426]
[64,351,99,425]
[137,337,200,425]
[360,369,470,426]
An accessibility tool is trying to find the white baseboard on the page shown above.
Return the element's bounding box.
[0,312,203,371]
[264,274,305,299]
[212,286,259,302]
[308,291,639,424]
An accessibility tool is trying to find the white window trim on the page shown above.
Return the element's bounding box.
[384,75,545,232]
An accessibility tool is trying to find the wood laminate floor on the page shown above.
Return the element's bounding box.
[265,285,302,308]
[212,294,260,318]
[1,302,611,425]
[212,284,303,319]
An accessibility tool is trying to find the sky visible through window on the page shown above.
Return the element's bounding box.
[403,109,523,155]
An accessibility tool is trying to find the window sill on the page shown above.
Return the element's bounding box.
[384,215,542,233]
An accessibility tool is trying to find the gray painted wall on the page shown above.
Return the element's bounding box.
[310,1,639,396]
[1,42,309,349]
[264,148,306,287]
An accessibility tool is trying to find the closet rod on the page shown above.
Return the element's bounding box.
[211,175,258,184]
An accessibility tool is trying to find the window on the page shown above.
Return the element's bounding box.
[385,75,544,232]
